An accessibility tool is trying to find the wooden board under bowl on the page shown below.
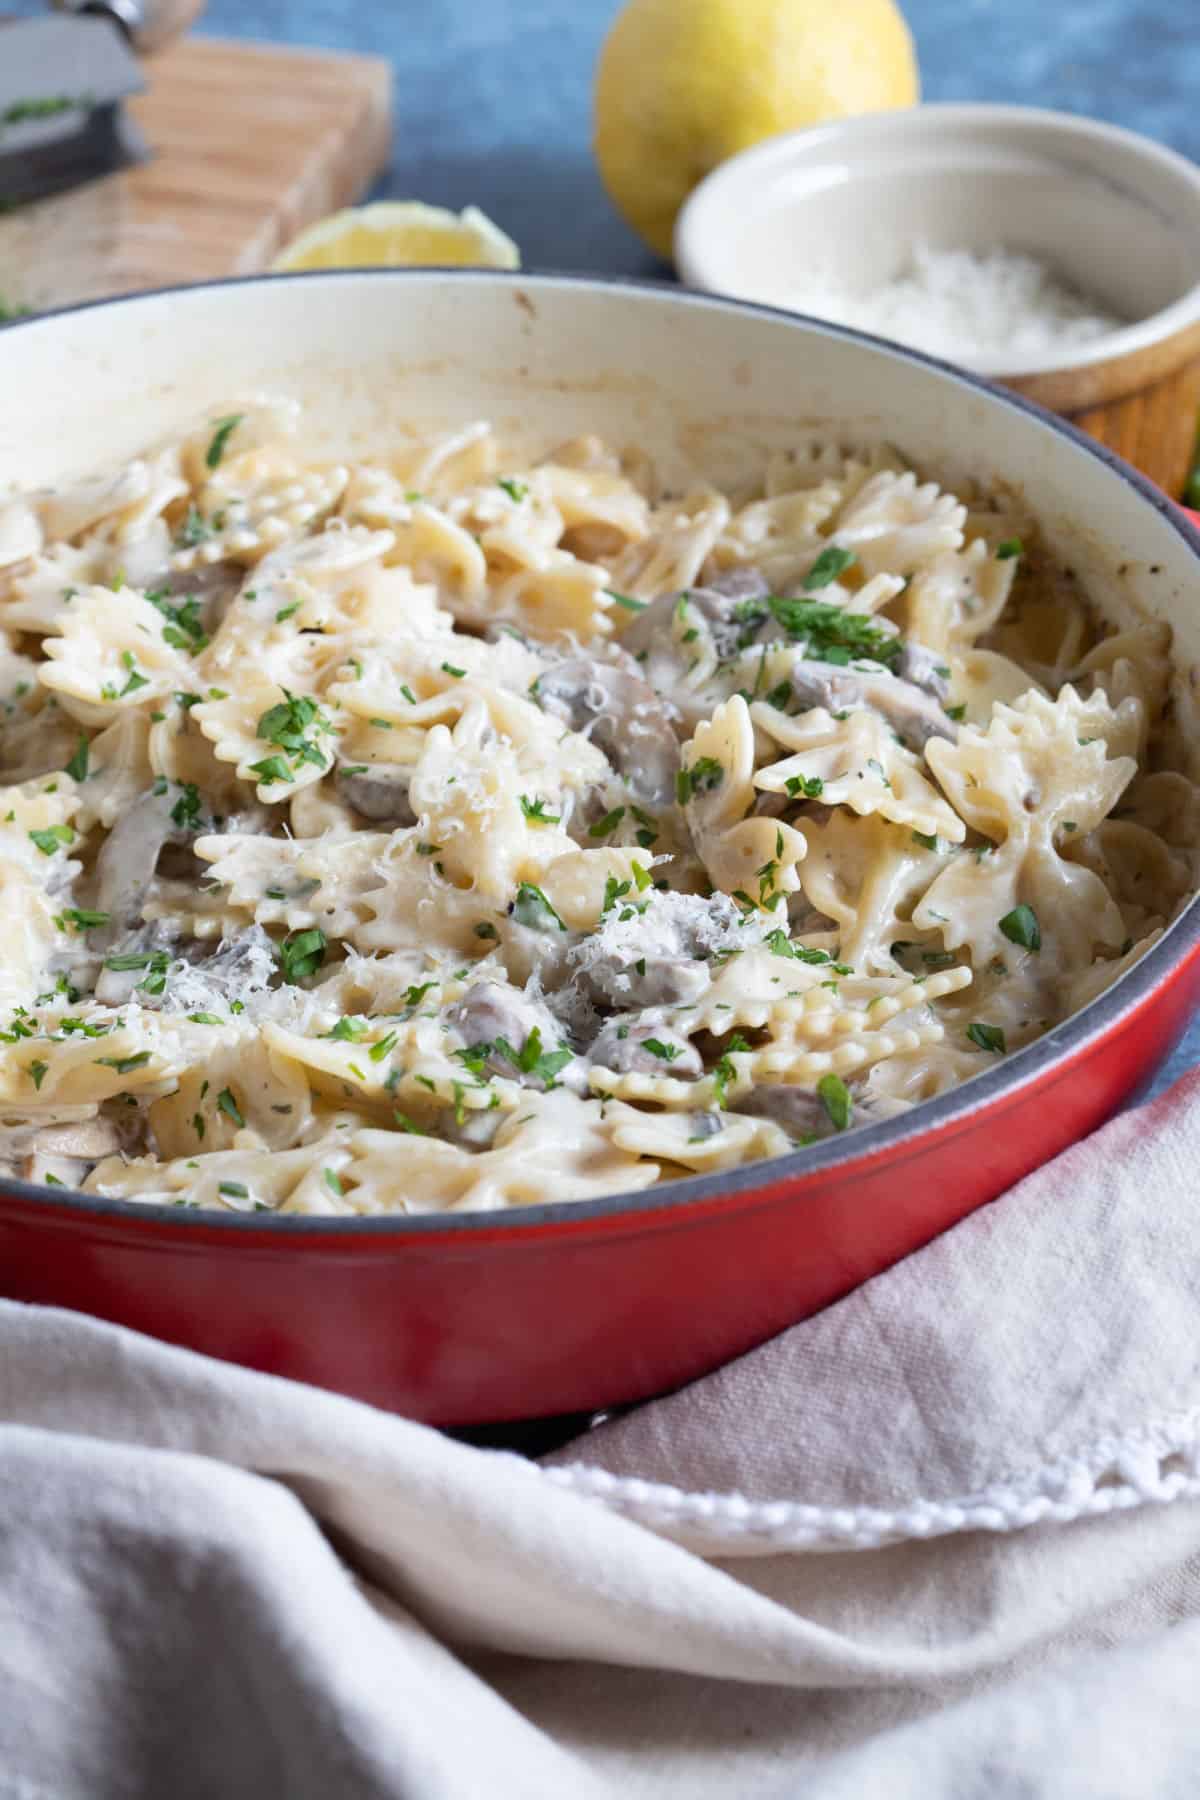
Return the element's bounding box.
[0,35,392,311]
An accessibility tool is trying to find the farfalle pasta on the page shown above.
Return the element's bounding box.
[0,409,1193,1211]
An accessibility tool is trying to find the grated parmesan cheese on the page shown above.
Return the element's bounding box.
[779,245,1125,365]
[568,890,763,976]
[159,927,280,1020]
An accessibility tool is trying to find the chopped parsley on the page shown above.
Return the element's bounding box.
[175,505,212,548]
[784,773,824,800]
[676,756,724,804]
[802,545,857,590]
[97,1051,152,1075]
[497,477,529,503]
[605,590,647,612]
[29,824,73,856]
[766,596,901,668]
[59,908,108,931]
[255,689,333,781]
[945,703,967,722]
[28,1060,48,1090]
[146,588,209,655]
[491,1025,574,1088]
[602,875,640,917]
[65,734,90,782]
[967,1022,1007,1054]
[204,413,243,470]
[519,794,561,825]
[100,651,150,701]
[511,882,566,933]
[276,927,327,983]
[995,538,1023,561]
[216,1087,245,1128]
[763,932,852,972]
[392,1111,428,1136]
[712,1033,750,1108]
[998,904,1041,952]
[817,1072,852,1131]
[170,782,202,830]
[589,806,625,839]
[630,804,659,848]
[249,754,292,785]
[218,1181,249,1200]
[474,921,499,941]
[327,1017,368,1042]
[440,661,466,679]
[643,1037,681,1062]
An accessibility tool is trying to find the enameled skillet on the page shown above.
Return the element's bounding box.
[1,272,1198,1422]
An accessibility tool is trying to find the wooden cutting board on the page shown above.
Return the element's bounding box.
[0,35,392,311]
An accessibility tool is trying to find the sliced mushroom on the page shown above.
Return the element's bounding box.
[854,669,957,751]
[621,583,762,663]
[439,1103,506,1151]
[446,981,586,1094]
[589,1014,702,1080]
[784,658,864,715]
[535,655,680,807]
[8,1116,122,1192]
[92,922,181,1006]
[896,640,951,703]
[571,890,756,1013]
[704,567,771,603]
[189,926,277,990]
[733,1082,889,1139]
[154,925,280,1014]
[682,1108,725,1139]
[89,787,197,939]
[494,916,577,992]
[731,1086,834,1141]
[771,653,956,753]
[582,951,709,1011]
[336,762,417,827]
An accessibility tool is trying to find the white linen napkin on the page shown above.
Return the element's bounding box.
[2,1066,1200,1798]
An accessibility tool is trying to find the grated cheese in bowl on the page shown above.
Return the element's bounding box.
[779,245,1125,367]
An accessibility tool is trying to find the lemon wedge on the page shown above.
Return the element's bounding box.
[272,202,521,273]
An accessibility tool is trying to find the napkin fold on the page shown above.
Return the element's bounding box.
[2,1070,1200,1798]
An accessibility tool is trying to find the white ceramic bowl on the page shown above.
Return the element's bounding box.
[674,104,1200,384]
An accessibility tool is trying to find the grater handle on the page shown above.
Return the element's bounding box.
[50,0,205,55]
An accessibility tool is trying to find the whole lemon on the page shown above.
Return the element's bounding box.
[593,0,919,260]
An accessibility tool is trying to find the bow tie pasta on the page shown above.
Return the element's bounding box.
[0,415,1192,1210]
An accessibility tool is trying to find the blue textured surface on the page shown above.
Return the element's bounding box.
[201,0,1200,1094]
[189,0,1200,278]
